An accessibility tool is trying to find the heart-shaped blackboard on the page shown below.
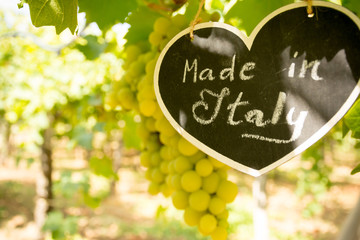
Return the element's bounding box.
[154,1,360,176]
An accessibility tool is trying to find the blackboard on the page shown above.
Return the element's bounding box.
[154,1,360,176]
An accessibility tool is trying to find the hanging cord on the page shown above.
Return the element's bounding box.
[189,0,206,40]
[307,0,314,18]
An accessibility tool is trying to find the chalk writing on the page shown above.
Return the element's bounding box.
[191,87,308,143]
[182,55,256,83]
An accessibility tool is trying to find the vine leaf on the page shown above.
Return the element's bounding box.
[125,7,162,46]
[351,163,360,175]
[26,0,78,34]
[78,0,137,32]
[344,99,360,137]
[184,0,200,22]
[342,0,360,18]
[74,35,107,60]
[225,0,293,35]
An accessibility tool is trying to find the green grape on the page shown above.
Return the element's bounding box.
[154,17,172,34]
[168,134,180,148]
[171,174,182,190]
[183,207,204,226]
[196,158,213,177]
[150,152,162,166]
[151,168,165,183]
[148,182,160,195]
[216,209,229,220]
[209,156,226,169]
[209,196,226,215]
[174,156,192,174]
[159,132,171,145]
[217,219,229,228]
[149,31,163,47]
[160,146,172,161]
[145,58,157,74]
[139,99,157,117]
[160,183,173,197]
[188,150,206,164]
[172,190,189,210]
[155,116,176,137]
[216,168,228,179]
[125,45,142,63]
[145,168,153,180]
[189,190,210,212]
[165,174,173,186]
[159,38,169,50]
[153,104,164,120]
[210,11,221,22]
[117,87,135,110]
[142,51,155,62]
[172,14,187,29]
[140,151,151,168]
[216,180,238,203]
[181,170,202,192]
[104,92,118,109]
[168,145,180,159]
[137,75,152,91]
[160,161,169,174]
[139,84,156,100]
[145,138,160,152]
[211,226,227,240]
[199,214,217,235]
[145,117,156,132]
[202,172,220,194]
[178,137,198,156]
[128,60,145,77]
[168,160,176,174]
[136,123,150,141]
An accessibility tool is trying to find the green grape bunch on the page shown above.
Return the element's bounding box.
[106,12,237,240]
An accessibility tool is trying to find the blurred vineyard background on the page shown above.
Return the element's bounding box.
[1,1,360,240]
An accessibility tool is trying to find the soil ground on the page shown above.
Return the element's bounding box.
[0,143,360,240]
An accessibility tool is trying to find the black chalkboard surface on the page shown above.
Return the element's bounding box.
[154,1,360,176]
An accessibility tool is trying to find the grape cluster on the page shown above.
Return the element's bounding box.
[107,14,237,240]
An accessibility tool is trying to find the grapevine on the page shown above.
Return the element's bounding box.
[106,11,237,240]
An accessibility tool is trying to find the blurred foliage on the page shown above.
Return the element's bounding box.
[1,0,359,239]
[43,211,79,239]
[344,99,360,174]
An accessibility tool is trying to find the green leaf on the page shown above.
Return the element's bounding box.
[83,193,101,208]
[71,125,93,150]
[342,120,350,137]
[42,211,63,232]
[122,113,141,150]
[75,35,107,60]
[125,7,162,46]
[78,0,137,32]
[18,0,27,9]
[344,99,360,135]
[26,0,78,34]
[53,170,81,198]
[184,0,200,22]
[342,0,360,17]
[62,216,78,235]
[351,163,360,175]
[89,156,118,179]
[351,131,360,139]
[211,0,225,11]
[225,0,293,35]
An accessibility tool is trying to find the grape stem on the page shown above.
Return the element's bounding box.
[189,0,206,40]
